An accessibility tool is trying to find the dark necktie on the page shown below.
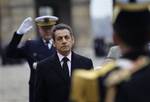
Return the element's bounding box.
[62,57,69,77]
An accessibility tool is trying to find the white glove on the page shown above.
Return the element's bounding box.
[17,17,33,35]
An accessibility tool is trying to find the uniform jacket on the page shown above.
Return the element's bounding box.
[6,32,55,102]
[35,52,93,102]
[100,50,150,102]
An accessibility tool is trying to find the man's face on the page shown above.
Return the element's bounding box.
[38,26,52,39]
[53,29,74,55]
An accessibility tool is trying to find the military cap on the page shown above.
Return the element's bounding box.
[113,0,150,23]
[113,0,150,48]
[35,15,59,26]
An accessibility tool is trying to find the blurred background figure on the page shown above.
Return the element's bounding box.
[94,37,107,57]
[70,0,150,102]
[91,0,113,57]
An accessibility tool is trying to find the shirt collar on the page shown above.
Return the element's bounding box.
[57,52,72,62]
[43,39,53,44]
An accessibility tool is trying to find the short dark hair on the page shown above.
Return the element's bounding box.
[51,23,73,41]
[113,10,150,49]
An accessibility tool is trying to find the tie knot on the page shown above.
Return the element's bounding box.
[62,57,69,62]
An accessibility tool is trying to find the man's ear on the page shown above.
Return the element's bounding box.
[113,32,121,45]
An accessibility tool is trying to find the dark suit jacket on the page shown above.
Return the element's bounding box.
[35,52,93,102]
[6,32,55,102]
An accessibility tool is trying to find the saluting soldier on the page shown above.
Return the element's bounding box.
[70,0,150,102]
[6,15,58,102]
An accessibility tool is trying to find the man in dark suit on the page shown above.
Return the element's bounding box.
[35,23,93,102]
[6,15,58,102]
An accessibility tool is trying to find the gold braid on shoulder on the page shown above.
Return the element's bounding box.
[104,56,150,102]
[70,61,116,102]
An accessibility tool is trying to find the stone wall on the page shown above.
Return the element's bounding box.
[0,0,92,49]
[71,0,92,48]
[0,0,35,48]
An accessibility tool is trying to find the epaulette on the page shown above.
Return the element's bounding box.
[70,61,117,102]
[105,56,150,87]
[104,56,150,102]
